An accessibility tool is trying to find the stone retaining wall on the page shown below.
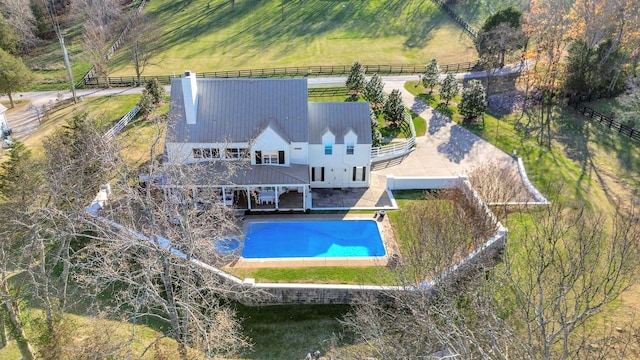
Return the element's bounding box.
[87,175,507,306]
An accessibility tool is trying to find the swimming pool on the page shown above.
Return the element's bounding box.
[214,237,242,254]
[242,220,386,259]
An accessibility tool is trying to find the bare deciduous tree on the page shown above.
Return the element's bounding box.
[392,188,497,284]
[467,161,530,207]
[340,186,639,359]
[78,120,254,359]
[505,201,640,359]
[0,0,38,51]
[74,0,123,87]
[128,13,162,86]
[0,210,38,360]
[342,274,530,359]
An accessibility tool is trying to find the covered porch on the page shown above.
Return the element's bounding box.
[161,162,311,212]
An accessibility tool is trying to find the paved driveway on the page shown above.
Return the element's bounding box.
[320,81,529,210]
[3,74,531,209]
[376,81,518,176]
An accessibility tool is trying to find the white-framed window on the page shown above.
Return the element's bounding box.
[262,151,279,164]
[352,166,366,181]
[312,167,325,182]
[193,147,220,159]
[346,144,355,155]
[324,143,333,155]
[226,148,240,159]
[224,148,249,159]
[255,150,285,165]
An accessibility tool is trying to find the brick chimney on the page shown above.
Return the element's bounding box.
[182,71,198,124]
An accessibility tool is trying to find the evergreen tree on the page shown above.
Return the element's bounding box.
[383,89,406,127]
[370,108,383,147]
[458,80,487,121]
[0,141,40,205]
[364,73,385,109]
[0,48,34,107]
[144,78,165,105]
[138,91,155,120]
[477,7,525,68]
[346,61,366,95]
[422,59,441,94]
[439,74,460,106]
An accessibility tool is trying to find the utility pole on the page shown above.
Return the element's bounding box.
[47,1,78,104]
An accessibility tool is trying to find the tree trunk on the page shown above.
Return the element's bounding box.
[1,284,36,360]
[38,239,55,333]
[134,46,141,87]
[159,254,188,360]
[0,314,7,349]
[7,92,14,108]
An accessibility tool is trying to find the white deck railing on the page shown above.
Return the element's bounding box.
[370,113,417,162]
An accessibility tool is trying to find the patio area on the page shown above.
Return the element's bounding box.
[225,212,401,269]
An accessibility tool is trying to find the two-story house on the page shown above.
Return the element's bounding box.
[163,72,372,211]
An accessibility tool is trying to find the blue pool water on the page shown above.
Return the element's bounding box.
[242,220,386,259]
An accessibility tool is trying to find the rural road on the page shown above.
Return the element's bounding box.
[0,62,528,141]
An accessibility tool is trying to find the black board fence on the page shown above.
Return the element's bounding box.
[430,0,478,40]
[78,0,149,87]
[568,97,640,144]
[80,61,482,88]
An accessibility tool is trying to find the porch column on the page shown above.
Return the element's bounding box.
[246,186,251,210]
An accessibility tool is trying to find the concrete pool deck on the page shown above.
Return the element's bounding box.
[225,213,400,269]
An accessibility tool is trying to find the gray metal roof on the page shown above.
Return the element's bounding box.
[164,162,309,187]
[167,78,309,143]
[0,103,7,113]
[308,102,372,144]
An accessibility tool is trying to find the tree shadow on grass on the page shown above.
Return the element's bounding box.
[435,103,453,118]
[379,124,402,140]
[417,93,434,104]
[141,0,449,70]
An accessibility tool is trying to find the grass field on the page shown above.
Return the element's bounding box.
[22,94,141,154]
[403,80,640,212]
[227,266,393,285]
[238,303,352,359]
[23,1,145,90]
[405,78,640,357]
[108,0,478,76]
[453,0,530,29]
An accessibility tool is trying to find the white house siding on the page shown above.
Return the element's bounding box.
[252,126,291,166]
[0,104,9,135]
[166,141,251,164]
[308,143,371,188]
[289,142,308,165]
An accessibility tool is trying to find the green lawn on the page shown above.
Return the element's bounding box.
[404,80,635,212]
[23,94,142,157]
[24,0,144,91]
[453,0,530,29]
[238,303,352,359]
[227,266,393,285]
[25,26,94,91]
[584,96,640,130]
[108,0,478,76]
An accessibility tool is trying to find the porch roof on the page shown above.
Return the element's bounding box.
[162,162,310,187]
